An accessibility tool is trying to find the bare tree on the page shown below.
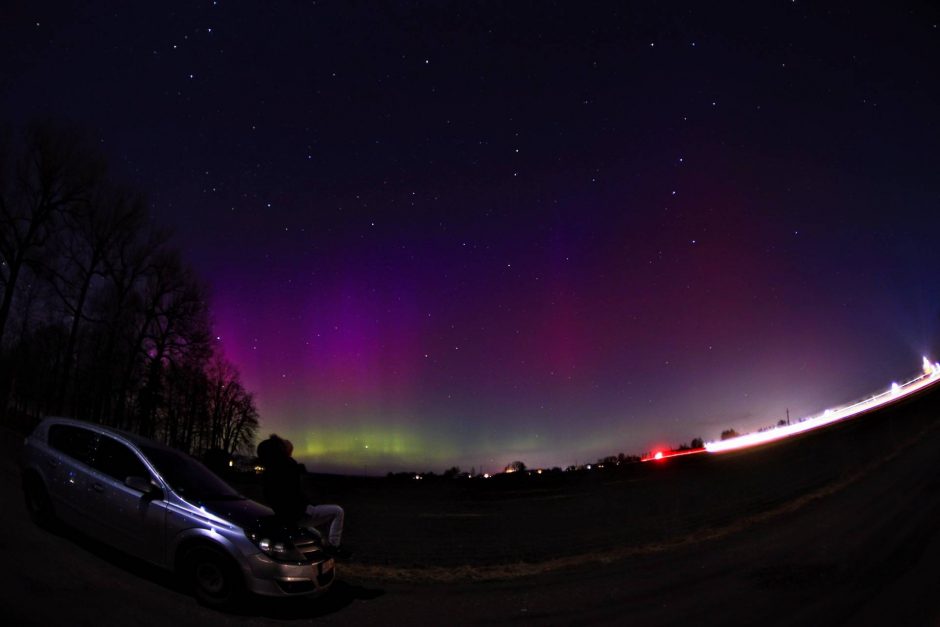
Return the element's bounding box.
[205,355,259,456]
[47,184,147,412]
[89,224,168,424]
[0,123,102,348]
[2,122,260,465]
[0,124,103,412]
[132,251,211,437]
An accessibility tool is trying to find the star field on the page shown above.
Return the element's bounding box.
[4,1,940,473]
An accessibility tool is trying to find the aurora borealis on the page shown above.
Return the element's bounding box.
[4,2,940,473]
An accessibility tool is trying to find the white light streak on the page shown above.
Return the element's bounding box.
[705,359,940,454]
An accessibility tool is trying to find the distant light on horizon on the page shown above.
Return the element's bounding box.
[923,356,936,376]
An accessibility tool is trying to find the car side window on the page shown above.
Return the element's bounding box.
[93,436,150,483]
[48,425,97,466]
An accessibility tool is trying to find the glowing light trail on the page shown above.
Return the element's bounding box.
[641,447,706,462]
[704,357,940,454]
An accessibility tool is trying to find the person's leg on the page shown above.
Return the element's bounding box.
[302,504,344,547]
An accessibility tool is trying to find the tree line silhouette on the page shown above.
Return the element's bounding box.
[0,121,258,458]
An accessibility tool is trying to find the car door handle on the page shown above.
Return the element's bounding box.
[92,483,104,492]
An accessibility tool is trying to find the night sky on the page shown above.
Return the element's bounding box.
[4,2,940,474]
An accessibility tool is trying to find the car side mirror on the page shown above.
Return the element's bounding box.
[126,475,161,499]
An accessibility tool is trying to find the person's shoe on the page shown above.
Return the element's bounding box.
[324,544,352,559]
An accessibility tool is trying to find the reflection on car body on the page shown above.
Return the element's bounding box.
[20,417,334,607]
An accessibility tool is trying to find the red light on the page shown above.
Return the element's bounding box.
[641,447,706,462]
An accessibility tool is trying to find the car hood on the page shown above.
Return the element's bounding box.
[200,497,275,529]
[198,497,316,544]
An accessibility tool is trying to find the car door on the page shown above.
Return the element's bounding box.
[83,435,167,565]
[45,424,99,533]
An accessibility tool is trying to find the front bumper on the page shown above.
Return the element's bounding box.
[243,552,336,597]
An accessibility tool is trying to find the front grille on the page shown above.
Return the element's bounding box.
[293,537,326,562]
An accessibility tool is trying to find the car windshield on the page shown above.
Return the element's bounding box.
[139,444,244,502]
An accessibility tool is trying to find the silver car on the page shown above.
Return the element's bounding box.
[20,417,335,607]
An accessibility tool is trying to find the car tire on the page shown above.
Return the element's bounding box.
[22,474,57,529]
[184,545,246,609]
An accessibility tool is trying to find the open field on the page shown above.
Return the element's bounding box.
[236,381,940,577]
[0,381,938,624]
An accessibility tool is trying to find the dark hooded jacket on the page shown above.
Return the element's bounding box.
[257,438,307,521]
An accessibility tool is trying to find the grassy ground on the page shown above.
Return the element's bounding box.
[6,379,936,580]
[230,382,940,578]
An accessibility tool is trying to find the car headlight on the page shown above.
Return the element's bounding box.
[246,531,306,562]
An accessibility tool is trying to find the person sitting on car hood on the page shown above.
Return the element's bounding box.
[256,434,350,558]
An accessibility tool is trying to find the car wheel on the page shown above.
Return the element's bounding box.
[22,474,57,529]
[184,546,246,609]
